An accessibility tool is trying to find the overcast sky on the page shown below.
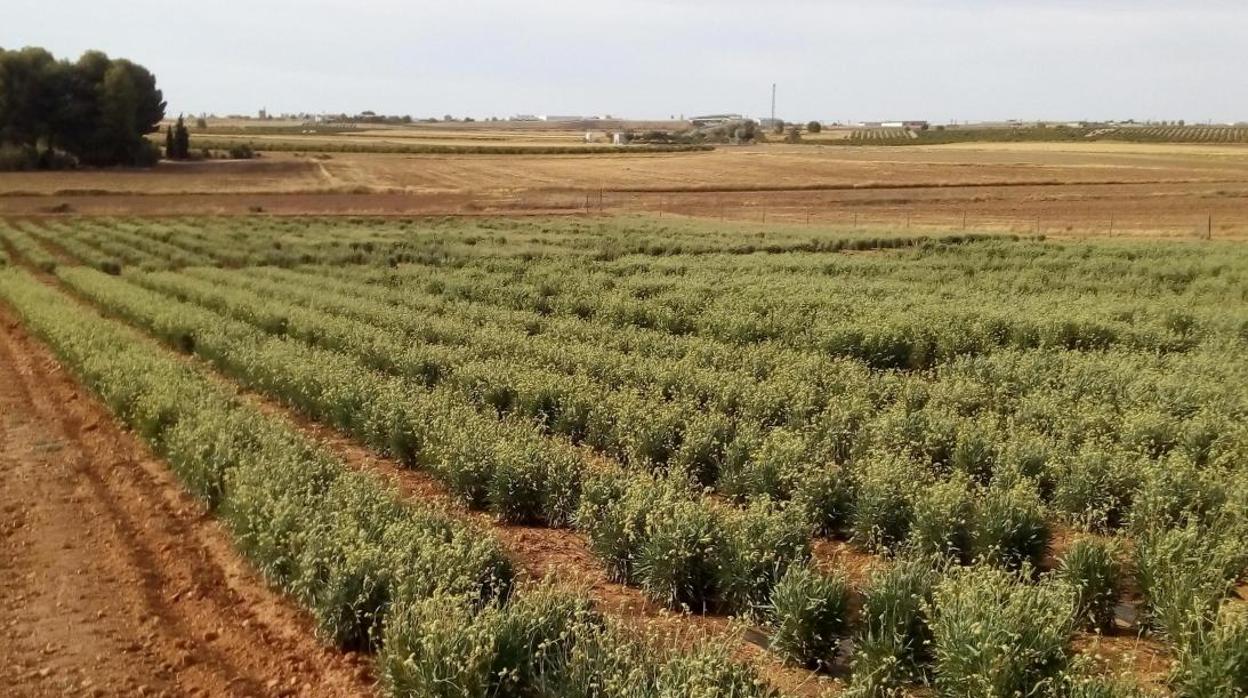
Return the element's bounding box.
[6,0,1246,123]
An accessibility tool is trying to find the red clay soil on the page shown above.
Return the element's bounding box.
[0,311,375,698]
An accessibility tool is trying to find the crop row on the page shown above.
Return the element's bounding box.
[1116,128,1248,144]
[58,266,831,613]
[0,222,60,272]
[132,265,840,438]
[0,267,792,697]
[363,259,1218,365]
[30,216,970,271]
[29,214,1248,694]
[110,259,1248,630]
[52,264,1248,695]
[848,129,913,142]
[119,263,1248,544]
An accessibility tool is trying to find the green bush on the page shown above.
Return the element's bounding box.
[972,478,1050,570]
[553,620,660,697]
[491,583,602,695]
[768,563,851,669]
[1054,662,1147,697]
[1173,603,1248,698]
[1135,522,1244,642]
[1052,447,1139,531]
[575,471,679,584]
[1127,454,1227,535]
[951,418,999,484]
[718,499,811,615]
[488,437,551,525]
[719,427,806,502]
[380,594,498,698]
[928,566,1075,698]
[655,636,770,697]
[791,462,856,536]
[847,557,939,694]
[851,455,921,553]
[429,414,500,509]
[908,474,975,563]
[634,498,724,610]
[672,411,733,486]
[1057,537,1122,632]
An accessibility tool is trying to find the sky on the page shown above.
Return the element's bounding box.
[5,0,1247,124]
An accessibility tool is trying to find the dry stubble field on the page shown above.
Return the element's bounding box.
[1,141,1246,237]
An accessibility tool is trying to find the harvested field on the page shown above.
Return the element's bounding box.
[3,143,1248,237]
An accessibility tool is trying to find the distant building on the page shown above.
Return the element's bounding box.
[879,120,928,130]
[691,114,744,127]
[540,115,585,122]
[512,114,540,122]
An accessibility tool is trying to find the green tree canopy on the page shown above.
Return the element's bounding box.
[0,47,165,168]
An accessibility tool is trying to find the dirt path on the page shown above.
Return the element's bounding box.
[0,310,375,698]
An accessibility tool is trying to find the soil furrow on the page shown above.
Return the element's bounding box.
[0,308,374,698]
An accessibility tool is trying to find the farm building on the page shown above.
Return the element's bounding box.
[691,114,744,127]
[878,120,929,130]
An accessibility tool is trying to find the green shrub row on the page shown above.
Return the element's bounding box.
[2,267,782,697]
[60,266,813,615]
[0,222,59,272]
[780,557,1149,698]
[128,265,1247,541]
[0,268,511,651]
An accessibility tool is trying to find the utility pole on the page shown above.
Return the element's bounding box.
[771,83,776,126]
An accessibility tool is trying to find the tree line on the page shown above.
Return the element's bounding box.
[0,47,165,170]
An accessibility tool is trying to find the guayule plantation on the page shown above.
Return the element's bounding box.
[1,216,1245,697]
[2,5,1247,696]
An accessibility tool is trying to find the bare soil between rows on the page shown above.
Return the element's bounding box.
[0,308,374,698]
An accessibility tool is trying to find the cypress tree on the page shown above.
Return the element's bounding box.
[174,115,190,159]
[165,125,175,159]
